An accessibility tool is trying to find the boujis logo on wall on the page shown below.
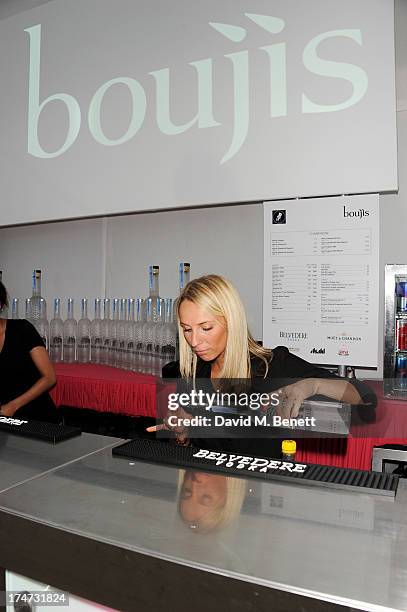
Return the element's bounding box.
[343,206,370,219]
[272,210,286,224]
[24,12,369,162]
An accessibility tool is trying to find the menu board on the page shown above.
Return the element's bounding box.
[263,195,379,367]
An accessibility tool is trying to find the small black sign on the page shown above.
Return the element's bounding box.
[272,209,286,224]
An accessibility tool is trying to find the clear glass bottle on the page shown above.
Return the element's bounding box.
[151,298,164,375]
[131,298,144,372]
[101,298,111,365]
[174,263,190,358]
[31,269,46,321]
[49,298,64,362]
[147,265,161,322]
[109,298,120,367]
[34,298,49,350]
[91,298,103,364]
[63,298,77,363]
[179,262,190,293]
[25,298,33,324]
[142,297,156,374]
[117,298,128,369]
[124,298,135,371]
[160,298,177,370]
[77,298,91,363]
[11,298,19,320]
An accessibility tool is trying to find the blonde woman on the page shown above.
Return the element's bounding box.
[148,274,376,456]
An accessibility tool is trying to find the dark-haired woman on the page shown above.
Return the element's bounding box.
[0,280,58,422]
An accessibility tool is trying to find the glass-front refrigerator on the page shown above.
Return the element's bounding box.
[384,264,407,399]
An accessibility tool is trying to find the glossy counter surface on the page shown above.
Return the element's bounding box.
[0,443,406,611]
[0,431,121,493]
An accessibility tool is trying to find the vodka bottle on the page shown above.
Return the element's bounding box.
[35,298,49,350]
[147,265,161,322]
[151,298,164,375]
[124,298,135,371]
[63,298,77,363]
[31,269,46,321]
[25,298,33,324]
[179,262,190,293]
[132,298,144,371]
[49,298,64,362]
[142,297,156,374]
[117,298,128,368]
[77,298,91,363]
[11,298,19,319]
[91,298,103,364]
[160,298,177,369]
[101,298,111,365]
[109,298,120,367]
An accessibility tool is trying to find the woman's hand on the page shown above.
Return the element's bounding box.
[275,376,363,418]
[146,406,192,446]
[0,400,19,417]
[275,379,319,419]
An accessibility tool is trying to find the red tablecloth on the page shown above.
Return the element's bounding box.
[51,368,407,470]
[50,363,161,418]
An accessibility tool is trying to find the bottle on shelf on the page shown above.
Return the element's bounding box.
[174,262,191,358]
[77,298,91,363]
[281,440,297,462]
[117,298,128,369]
[160,298,177,371]
[142,297,156,374]
[25,298,33,324]
[49,298,64,363]
[131,298,144,372]
[34,297,49,350]
[11,298,19,320]
[124,298,135,371]
[179,262,190,293]
[91,298,103,364]
[31,269,46,321]
[63,298,77,363]
[109,298,120,367]
[147,265,161,322]
[151,298,164,375]
[101,298,111,365]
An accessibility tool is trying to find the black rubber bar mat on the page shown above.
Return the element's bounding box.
[112,438,399,496]
[0,417,81,443]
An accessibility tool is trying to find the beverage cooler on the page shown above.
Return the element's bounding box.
[384,264,407,398]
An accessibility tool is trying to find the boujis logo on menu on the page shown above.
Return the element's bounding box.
[272,210,287,224]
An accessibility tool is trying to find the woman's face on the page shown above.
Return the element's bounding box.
[179,471,227,524]
[179,300,227,362]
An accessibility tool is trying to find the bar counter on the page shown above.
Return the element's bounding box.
[0,433,406,611]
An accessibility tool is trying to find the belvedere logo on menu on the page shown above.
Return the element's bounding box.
[193,449,308,474]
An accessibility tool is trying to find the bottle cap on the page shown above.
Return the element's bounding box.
[282,439,296,454]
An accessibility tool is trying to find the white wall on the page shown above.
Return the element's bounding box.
[1,0,407,377]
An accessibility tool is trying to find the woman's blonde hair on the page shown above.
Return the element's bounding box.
[178,470,247,533]
[177,274,272,380]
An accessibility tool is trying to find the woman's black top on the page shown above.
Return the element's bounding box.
[162,346,377,458]
[0,319,57,422]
